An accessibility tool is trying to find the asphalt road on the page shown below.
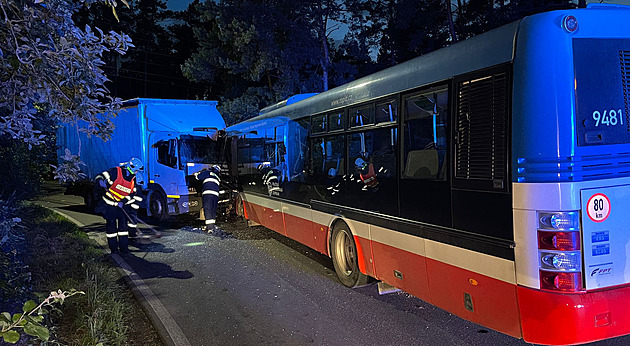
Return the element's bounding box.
[36,183,630,346]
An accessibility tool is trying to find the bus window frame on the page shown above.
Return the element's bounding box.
[348,103,376,128]
[311,113,327,134]
[400,84,450,182]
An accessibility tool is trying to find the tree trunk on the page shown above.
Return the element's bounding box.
[320,29,330,92]
[446,0,458,43]
[318,1,330,92]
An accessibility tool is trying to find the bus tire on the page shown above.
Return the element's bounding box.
[235,194,244,217]
[149,191,169,222]
[331,222,370,288]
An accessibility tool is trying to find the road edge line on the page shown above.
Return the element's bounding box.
[48,208,191,346]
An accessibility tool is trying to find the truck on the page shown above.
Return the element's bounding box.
[57,98,227,221]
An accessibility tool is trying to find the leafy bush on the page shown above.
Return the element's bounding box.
[1,289,84,344]
[19,204,133,345]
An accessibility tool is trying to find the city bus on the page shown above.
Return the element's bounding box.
[225,5,630,345]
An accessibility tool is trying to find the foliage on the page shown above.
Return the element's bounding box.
[75,0,204,100]
[0,0,132,189]
[14,204,139,344]
[455,0,576,39]
[0,198,30,314]
[0,115,57,199]
[183,0,346,123]
[52,148,88,184]
[0,289,84,344]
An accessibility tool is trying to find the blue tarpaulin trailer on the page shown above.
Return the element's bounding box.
[57,98,226,220]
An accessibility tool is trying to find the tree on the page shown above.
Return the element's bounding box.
[346,0,450,67]
[299,0,347,91]
[0,0,131,146]
[75,0,200,100]
[0,0,131,188]
[183,0,323,124]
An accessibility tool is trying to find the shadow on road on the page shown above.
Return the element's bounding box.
[82,223,177,254]
[121,253,194,280]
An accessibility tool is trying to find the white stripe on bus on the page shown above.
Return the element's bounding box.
[242,191,515,285]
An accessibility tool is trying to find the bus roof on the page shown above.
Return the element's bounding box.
[230,18,521,131]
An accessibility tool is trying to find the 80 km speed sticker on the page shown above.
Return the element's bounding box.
[587,193,611,222]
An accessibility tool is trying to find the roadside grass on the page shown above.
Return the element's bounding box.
[16,203,154,345]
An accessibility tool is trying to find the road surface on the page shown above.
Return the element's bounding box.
[36,183,630,346]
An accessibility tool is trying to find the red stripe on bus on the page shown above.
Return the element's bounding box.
[370,239,520,337]
[371,239,430,301]
[243,200,285,236]
[518,284,630,345]
[242,198,250,220]
[426,258,521,338]
[353,235,367,275]
[284,212,317,250]
[242,197,521,338]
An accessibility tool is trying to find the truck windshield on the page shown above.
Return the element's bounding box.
[179,136,222,164]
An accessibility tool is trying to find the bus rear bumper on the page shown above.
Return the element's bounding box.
[518,285,630,345]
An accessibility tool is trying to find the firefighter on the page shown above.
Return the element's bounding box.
[125,170,145,240]
[95,158,143,254]
[195,165,221,232]
[355,157,379,191]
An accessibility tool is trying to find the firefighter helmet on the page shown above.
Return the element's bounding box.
[126,157,144,174]
[355,158,367,169]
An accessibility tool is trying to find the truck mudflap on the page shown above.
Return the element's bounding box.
[581,184,630,290]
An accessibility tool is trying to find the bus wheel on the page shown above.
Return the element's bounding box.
[149,192,169,222]
[235,194,244,217]
[331,222,369,288]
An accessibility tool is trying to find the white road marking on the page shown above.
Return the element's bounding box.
[47,208,191,346]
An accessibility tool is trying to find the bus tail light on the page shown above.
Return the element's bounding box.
[540,271,583,291]
[537,211,584,292]
[538,230,580,250]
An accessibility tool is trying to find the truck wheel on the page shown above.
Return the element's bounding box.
[149,192,169,222]
[330,222,370,288]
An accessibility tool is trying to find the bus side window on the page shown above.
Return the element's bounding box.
[310,135,345,176]
[402,88,448,180]
[349,128,396,179]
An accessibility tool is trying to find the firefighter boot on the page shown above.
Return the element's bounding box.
[118,233,129,254]
[107,233,118,254]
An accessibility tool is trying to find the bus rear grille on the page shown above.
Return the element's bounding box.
[516,153,630,182]
[621,51,630,124]
[455,72,508,182]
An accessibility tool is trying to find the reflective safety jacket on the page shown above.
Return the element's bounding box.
[196,170,221,197]
[359,164,379,189]
[96,166,143,209]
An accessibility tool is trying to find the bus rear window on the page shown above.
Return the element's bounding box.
[574,38,630,146]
